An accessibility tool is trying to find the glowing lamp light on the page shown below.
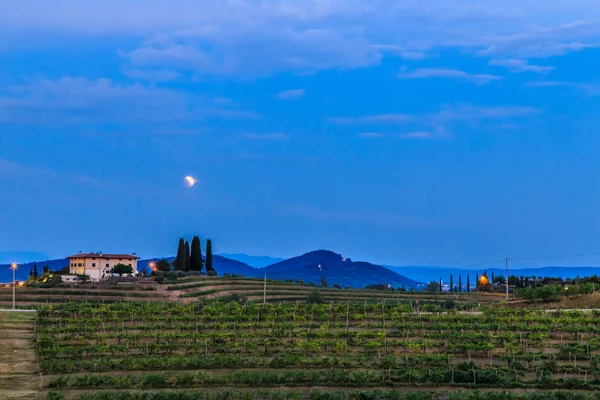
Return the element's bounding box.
[479,274,489,286]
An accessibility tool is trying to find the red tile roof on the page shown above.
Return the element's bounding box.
[67,252,140,260]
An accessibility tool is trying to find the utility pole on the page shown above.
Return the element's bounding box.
[11,263,17,309]
[505,257,509,300]
[263,274,267,304]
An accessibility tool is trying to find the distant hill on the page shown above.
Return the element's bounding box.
[218,253,283,269]
[260,250,422,288]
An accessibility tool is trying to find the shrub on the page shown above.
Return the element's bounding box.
[153,271,165,283]
[306,289,324,304]
[166,271,179,281]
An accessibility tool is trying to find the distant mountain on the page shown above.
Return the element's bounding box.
[386,265,600,284]
[213,256,259,276]
[218,253,283,269]
[260,250,422,288]
[0,251,49,265]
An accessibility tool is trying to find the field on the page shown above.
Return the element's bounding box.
[0,311,42,399]
[32,301,600,400]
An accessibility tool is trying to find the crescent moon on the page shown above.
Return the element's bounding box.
[184,176,197,187]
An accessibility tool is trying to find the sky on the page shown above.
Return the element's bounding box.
[1,0,600,268]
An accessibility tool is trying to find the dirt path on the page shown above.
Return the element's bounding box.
[0,311,42,399]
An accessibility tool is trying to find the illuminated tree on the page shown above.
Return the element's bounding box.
[477,271,492,292]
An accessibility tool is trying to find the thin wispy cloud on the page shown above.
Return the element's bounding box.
[0,77,259,126]
[123,69,182,81]
[276,89,305,100]
[489,59,554,74]
[328,114,410,125]
[0,158,109,189]
[400,127,451,140]
[434,104,540,122]
[398,68,501,85]
[525,80,600,96]
[371,44,429,60]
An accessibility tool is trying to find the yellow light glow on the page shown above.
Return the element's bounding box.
[10,263,17,270]
[479,274,489,285]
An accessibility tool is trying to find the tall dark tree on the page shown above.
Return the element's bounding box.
[205,239,215,275]
[43,265,49,274]
[190,236,203,272]
[458,275,462,293]
[29,269,33,278]
[33,263,38,278]
[491,272,495,284]
[175,238,187,271]
[467,274,470,293]
[439,277,442,293]
[184,240,191,271]
[450,274,453,293]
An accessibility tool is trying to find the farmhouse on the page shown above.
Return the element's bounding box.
[67,251,140,282]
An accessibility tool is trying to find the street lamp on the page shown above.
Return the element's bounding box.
[11,263,17,309]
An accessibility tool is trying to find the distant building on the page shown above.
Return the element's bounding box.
[67,252,140,282]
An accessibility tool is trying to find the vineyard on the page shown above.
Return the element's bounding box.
[166,277,501,306]
[32,301,600,399]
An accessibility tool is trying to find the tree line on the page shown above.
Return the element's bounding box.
[153,236,216,276]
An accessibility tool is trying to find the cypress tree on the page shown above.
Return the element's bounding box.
[175,238,186,271]
[29,269,33,278]
[205,239,215,275]
[33,263,38,278]
[43,265,49,274]
[190,236,203,272]
[450,274,453,293]
[184,240,191,271]
[458,275,462,293]
[439,277,442,293]
[467,275,470,293]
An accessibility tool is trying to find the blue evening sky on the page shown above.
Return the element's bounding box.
[1,1,600,268]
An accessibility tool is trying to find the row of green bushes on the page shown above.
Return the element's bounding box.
[48,389,600,400]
